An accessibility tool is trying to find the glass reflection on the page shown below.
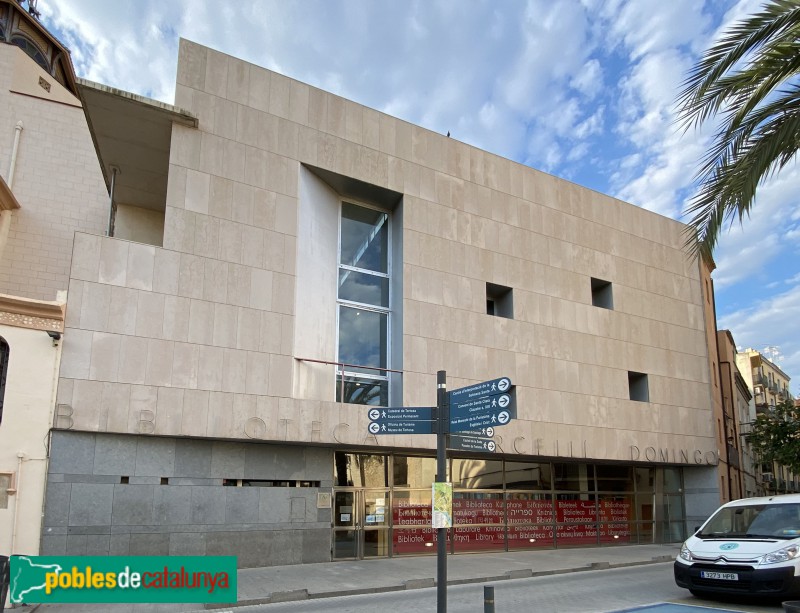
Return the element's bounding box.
[339,269,389,307]
[393,456,436,487]
[554,463,594,491]
[334,453,388,487]
[340,202,388,273]
[452,458,503,489]
[336,375,387,406]
[635,467,655,492]
[505,462,552,490]
[338,306,387,372]
[595,465,633,492]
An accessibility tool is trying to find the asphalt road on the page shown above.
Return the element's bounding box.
[231,562,785,613]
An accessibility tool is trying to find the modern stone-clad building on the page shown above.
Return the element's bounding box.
[2,14,724,567]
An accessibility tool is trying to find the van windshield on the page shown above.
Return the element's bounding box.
[697,503,800,540]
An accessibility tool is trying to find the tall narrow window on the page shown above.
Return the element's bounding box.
[0,336,8,426]
[336,202,390,405]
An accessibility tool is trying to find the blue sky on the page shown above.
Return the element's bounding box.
[41,0,800,387]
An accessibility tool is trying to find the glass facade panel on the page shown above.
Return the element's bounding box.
[596,465,633,492]
[335,455,687,559]
[334,453,388,487]
[506,492,555,550]
[340,202,388,273]
[554,463,595,491]
[453,491,504,526]
[635,467,655,491]
[505,462,552,490]
[393,456,436,487]
[363,528,390,557]
[335,374,388,406]
[337,306,387,372]
[392,489,434,555]
[451,458,503,489]
[661,467,683,492]
[453,491,505,552]
[556,523,598,546]
[338,269,389,307]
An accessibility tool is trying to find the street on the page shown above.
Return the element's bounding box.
[235,563,783,613]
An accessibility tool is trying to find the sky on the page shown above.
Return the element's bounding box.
[39,0,800,390]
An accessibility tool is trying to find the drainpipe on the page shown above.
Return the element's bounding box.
[10,452,24,554]
[8,121,23,188]
[107,165,120,237]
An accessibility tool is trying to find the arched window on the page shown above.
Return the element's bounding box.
[10,35,50,73]
[0,336,8,426]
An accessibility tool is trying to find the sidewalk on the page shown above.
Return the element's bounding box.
[9,543,681,612]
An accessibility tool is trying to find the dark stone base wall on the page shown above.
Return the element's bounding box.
[41,431,334,568]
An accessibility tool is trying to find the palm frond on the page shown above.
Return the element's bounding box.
[677,0,800,258]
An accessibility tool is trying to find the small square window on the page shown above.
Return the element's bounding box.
[628,371,649,402]
[591,278,613,309]
[486,283,513,319]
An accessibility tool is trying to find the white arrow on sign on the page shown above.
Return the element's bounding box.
[485,427,494,437]
[497,410,510,425]
[498,378,511,392]
[368,422,380,434]
[368,409,380,421]
[487,441,496,452]
[498,394,510,408]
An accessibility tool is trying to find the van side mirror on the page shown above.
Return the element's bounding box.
[694,526,700,533]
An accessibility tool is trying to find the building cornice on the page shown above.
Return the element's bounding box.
[0,292,64,332]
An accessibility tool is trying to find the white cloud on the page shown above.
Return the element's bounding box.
[719,284,800,386]
[570,58,603,98]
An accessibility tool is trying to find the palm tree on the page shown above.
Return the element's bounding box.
[677,0,800,259]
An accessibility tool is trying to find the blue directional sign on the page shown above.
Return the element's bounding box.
[368,406,435,435]
[368,407,434,422]
[448,376,516,433]
[456,427,495,438]
[449,408,512,433]
[368,420,435,435]
[450,392,516,420]
[449,377,512,403]
[449,435,496,453]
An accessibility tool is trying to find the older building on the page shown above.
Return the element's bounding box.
[1,15,723,566]
[0,0,107,555]
[735,347,796,493]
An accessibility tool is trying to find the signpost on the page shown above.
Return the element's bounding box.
[362,372,516,613]
[367,407,435,435]
[448,435,496,452]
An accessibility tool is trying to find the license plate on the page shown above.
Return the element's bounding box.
[700,571,739,581]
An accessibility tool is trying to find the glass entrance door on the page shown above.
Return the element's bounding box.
[332,489,390,559]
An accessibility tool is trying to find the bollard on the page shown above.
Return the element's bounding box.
[484,585,495,613]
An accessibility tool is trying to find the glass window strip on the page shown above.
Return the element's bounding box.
[339,264,390,278]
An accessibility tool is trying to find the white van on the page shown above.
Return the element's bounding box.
[674,494,800,599]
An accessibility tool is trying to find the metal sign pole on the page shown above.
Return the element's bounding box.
[436,370,448,613]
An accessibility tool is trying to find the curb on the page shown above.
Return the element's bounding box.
[206,555,676,609]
